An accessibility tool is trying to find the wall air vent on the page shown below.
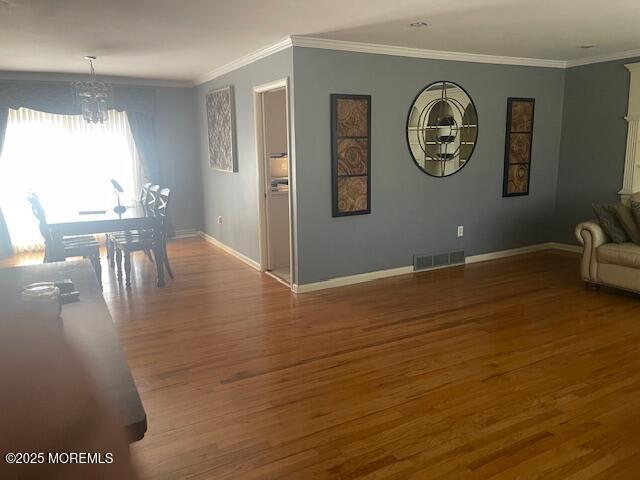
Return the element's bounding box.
[433,252,450,267]
[413,250,466,271]
[413,254,433,271]
[449,250,465,265]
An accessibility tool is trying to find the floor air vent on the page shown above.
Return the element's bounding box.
[414,250,465,271]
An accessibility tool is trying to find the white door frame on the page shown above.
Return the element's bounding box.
[253,77,294,287]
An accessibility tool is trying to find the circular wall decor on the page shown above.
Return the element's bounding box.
[406,81,478,177]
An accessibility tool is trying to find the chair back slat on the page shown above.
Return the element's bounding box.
[155,188,171,218]
[155,188,171,241]
[146,184,160,217]
[139,182,152,215]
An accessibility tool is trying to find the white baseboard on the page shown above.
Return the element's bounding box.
[193,233,580,293]
[199,231,261,271]
[172,228,199,239]
[465,243,545,264]
[292,265,414,294]
[265,270,292,288]
[292,242,581,294]
[465,242,580,264]
[546,242,582,253]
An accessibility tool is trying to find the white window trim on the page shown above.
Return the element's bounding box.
[619,62,640,202]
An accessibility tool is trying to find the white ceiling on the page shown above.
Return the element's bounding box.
[0,0,638,84]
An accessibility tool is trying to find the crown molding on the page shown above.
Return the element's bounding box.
[0,70,192,88]
[290,36,567,69]
[625,61,640,72]
[191,35,640,84]
[566,49,640,68]
[193,37,293,86]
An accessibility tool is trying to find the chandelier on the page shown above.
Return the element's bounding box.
[73,56,114,123]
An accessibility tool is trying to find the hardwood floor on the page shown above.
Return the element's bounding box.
[5,239,640,479]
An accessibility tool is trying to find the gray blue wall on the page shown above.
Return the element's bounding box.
[553,58,637,243]
[196,48,293,264]
[292,47,566,284]
[153,87,201,232]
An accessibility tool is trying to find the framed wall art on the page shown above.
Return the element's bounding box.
[502,97,535,197]
[331,94,371,217]
[207,85,237,172]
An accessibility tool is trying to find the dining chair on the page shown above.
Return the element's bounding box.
[155,187,174,279]
[138,183,156,262]
[112,187,173,287]
[27,194,102,285]
[106,182,154,268]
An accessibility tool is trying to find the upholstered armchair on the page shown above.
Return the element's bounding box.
[575,192,640,293]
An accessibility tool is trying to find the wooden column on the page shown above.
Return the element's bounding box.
[619,63,640,202]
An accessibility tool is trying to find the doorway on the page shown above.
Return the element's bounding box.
[254,79,293,287]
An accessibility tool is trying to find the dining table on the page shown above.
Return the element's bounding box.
[45,205,167,287]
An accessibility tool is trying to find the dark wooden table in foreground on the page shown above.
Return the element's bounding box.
[0,260,147,442]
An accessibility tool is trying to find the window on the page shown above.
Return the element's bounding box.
[0,108,141,252]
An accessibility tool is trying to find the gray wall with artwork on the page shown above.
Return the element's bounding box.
[292,47,566,284]
[195,48,293,265]
[553,58,638,243]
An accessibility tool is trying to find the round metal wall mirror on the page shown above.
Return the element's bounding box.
[406,81,478,177]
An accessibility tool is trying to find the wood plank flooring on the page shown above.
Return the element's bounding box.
[5,239,640,479]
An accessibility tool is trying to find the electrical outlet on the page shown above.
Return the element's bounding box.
[457,225,464,238]
[217,216,223,224]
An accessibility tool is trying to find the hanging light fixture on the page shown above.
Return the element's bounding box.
[73,56,114,123]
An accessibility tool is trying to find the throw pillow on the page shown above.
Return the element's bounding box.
[592,204,628,243]
[615,204,640,245]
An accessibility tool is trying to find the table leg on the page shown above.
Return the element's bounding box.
[115,248,123,280]
[92,253,103,289]
[106,235,115,268]
[46,238,66,263]
[124,251,132,288]
[153,242,166,288]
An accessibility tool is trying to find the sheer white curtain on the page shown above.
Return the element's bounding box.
[0,108,141,253]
